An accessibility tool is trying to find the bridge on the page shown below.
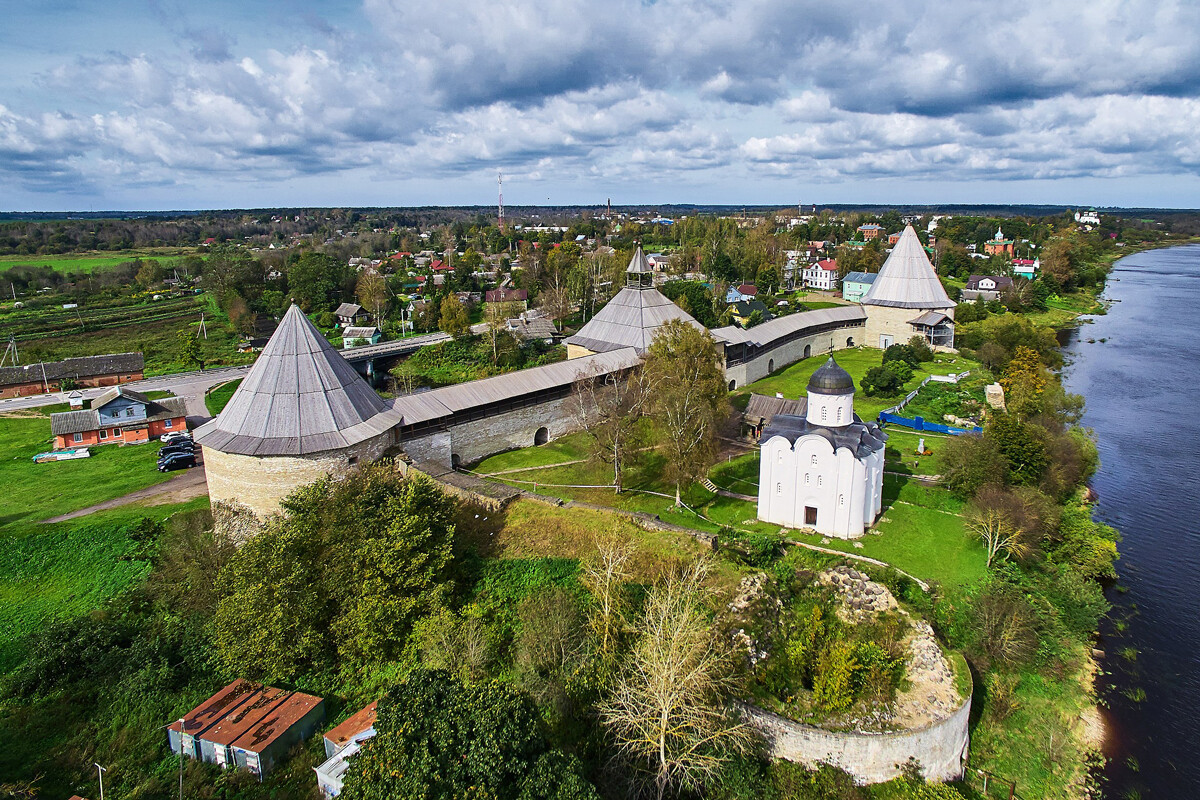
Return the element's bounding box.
[341,331,450,364]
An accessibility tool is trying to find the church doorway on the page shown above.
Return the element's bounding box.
[534,427,549,446]
[768,359,775,373]
[804,506,818,526]
[803,344,811,358]
[879,334,894,348]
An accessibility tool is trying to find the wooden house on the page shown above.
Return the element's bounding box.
[50,387,187,448]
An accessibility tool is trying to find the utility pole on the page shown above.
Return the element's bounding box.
[497,171,504,232]
[95,763,107,800]
[179,718,185,800]
[197,312,208,339]
[1,335,17,367]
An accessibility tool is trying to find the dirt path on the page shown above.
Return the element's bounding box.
[41,465,209,523]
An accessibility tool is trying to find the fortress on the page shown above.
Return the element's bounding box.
[196,226,953,516]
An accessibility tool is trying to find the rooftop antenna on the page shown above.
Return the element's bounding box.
[1,335,17,367]
[497,171,504,231]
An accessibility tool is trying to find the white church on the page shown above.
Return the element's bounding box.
[757,356,887,539]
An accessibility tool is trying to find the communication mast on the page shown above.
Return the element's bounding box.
[497,171,504,231]
[1,335,17,367]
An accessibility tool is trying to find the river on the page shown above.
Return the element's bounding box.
[1060,244,1200,798]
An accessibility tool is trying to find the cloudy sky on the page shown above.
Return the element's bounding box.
[2,0,1199,211]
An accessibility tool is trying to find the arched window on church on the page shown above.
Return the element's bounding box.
[821,406,828,421]
[804,473,810,484]
[810,454,817,465]
[818,476,823,487]
[836,407,843,423]
[839,494,844,506]
[776,483,782,496]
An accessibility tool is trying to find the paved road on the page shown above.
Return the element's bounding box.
[0,364,252,417]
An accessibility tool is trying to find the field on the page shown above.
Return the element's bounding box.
[0,248,191,275]
[0,406,209,672]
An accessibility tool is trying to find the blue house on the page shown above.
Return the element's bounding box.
[841,272,877,303]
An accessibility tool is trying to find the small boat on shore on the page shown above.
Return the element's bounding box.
[33,447,92,463]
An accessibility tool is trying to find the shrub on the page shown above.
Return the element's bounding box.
[907,336,935,363]
[861,365,904,396]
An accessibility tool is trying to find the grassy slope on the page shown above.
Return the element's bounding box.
[204,379,242,416]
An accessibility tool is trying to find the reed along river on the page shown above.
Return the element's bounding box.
[1060,244,1200,798]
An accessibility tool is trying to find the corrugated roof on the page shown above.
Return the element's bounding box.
[909,311,951,326]
[201,685,292,746]
[193,305,403,456]
[231,690,323,754]
[324,701,378,751]
[860,226,954,310]
[50,395,187,435]
[566,286,703,354]
[168,679,259,736]
[335,303,363,317]
[0,352,143,388]
[745,393,806,423]
[92,385,151,409]
[842,272,877,284]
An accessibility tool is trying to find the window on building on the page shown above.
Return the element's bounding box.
[821,406,827,421]
[839,494,844,506]
[113,429,121,437]
[836,407,843,423]
[73,433,82,443]
[164,419,172,428]
[810,454,817,465]
[776,482,781,496]
[99,429,107,440]
[818,476,823,486]
[126,408,135,417]
[804,473,810,484]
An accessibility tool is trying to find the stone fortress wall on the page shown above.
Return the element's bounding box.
[723,323,866,389]
[739,693,971,785]
[202,429,395,517]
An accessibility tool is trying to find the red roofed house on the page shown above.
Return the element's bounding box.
[167,679,325,779]
[726,284,757,303]
[485,287,528,308]
[50,386,187,448]
[802,258,838,290]
[430,260,453,272]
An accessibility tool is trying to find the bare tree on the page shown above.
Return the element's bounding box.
[568,363,648,492]
[356,269,389,326]
[539,272,573,331]
[966,506,1029,568]
[483,299,522,364]
[643,319,730,505]
[600,558,753,800]
[581,534,636,656]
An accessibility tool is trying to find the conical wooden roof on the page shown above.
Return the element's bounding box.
[194,305,401,456]
[861,225,953,310]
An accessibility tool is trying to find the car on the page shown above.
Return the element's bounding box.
[159,443,195,458]
[158,452,195,472]
[161,431,192,445]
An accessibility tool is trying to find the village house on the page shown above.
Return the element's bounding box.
[961,275,1014,302]
[802,259,838,290]
[887,231,903,245]
[484,287,528,308]
[334,303,370,327]
[341,326,382,348]
[645,252,671,271]
[730,299,772,327]
[0,352,145,399]
[506,313,557,343]
[841,271,877,303]
[726,283,758,304]
[1012,258,1039,279]
[49,387,187,449]
[167,679,325,779]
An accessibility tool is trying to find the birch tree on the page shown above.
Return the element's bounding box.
[599,559,752,799]
[581,534,636,657]
[967,507,1029,568]
[643,319,729,505]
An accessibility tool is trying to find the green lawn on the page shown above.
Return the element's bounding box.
[204,379,242,416]
[473,431,593,473]
[0,414,175,529]
[0,248,191,275]
[738,347,979,421]
[478,441,988,590]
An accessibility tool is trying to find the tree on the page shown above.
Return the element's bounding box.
[999,345,1048,418]
[539,274,573,331]
[287,252,342,311]
[211,466,457,679]
[484,299,522,363]
[939,434,1008,498]
[340,670,599,800]
[600,559,753,800]
[201,243,264,307]
[581,535,635,657]
[643,319,730,505]
[860,365,903,397]
[568,363,648,492]
[966,505,1029,568]
[135,259,164,289]
[177,330,204,370]
[439,293,470,338]
[356,270,389,325]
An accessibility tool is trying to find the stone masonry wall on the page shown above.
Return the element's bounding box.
[448,394,582,466]
[739,693,971,785]
[202,429,395,517]
[725,323,866,388]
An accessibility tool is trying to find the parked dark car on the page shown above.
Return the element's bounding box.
[159,442,195,457]
[160,431,192,446]
[158,452,195,472]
